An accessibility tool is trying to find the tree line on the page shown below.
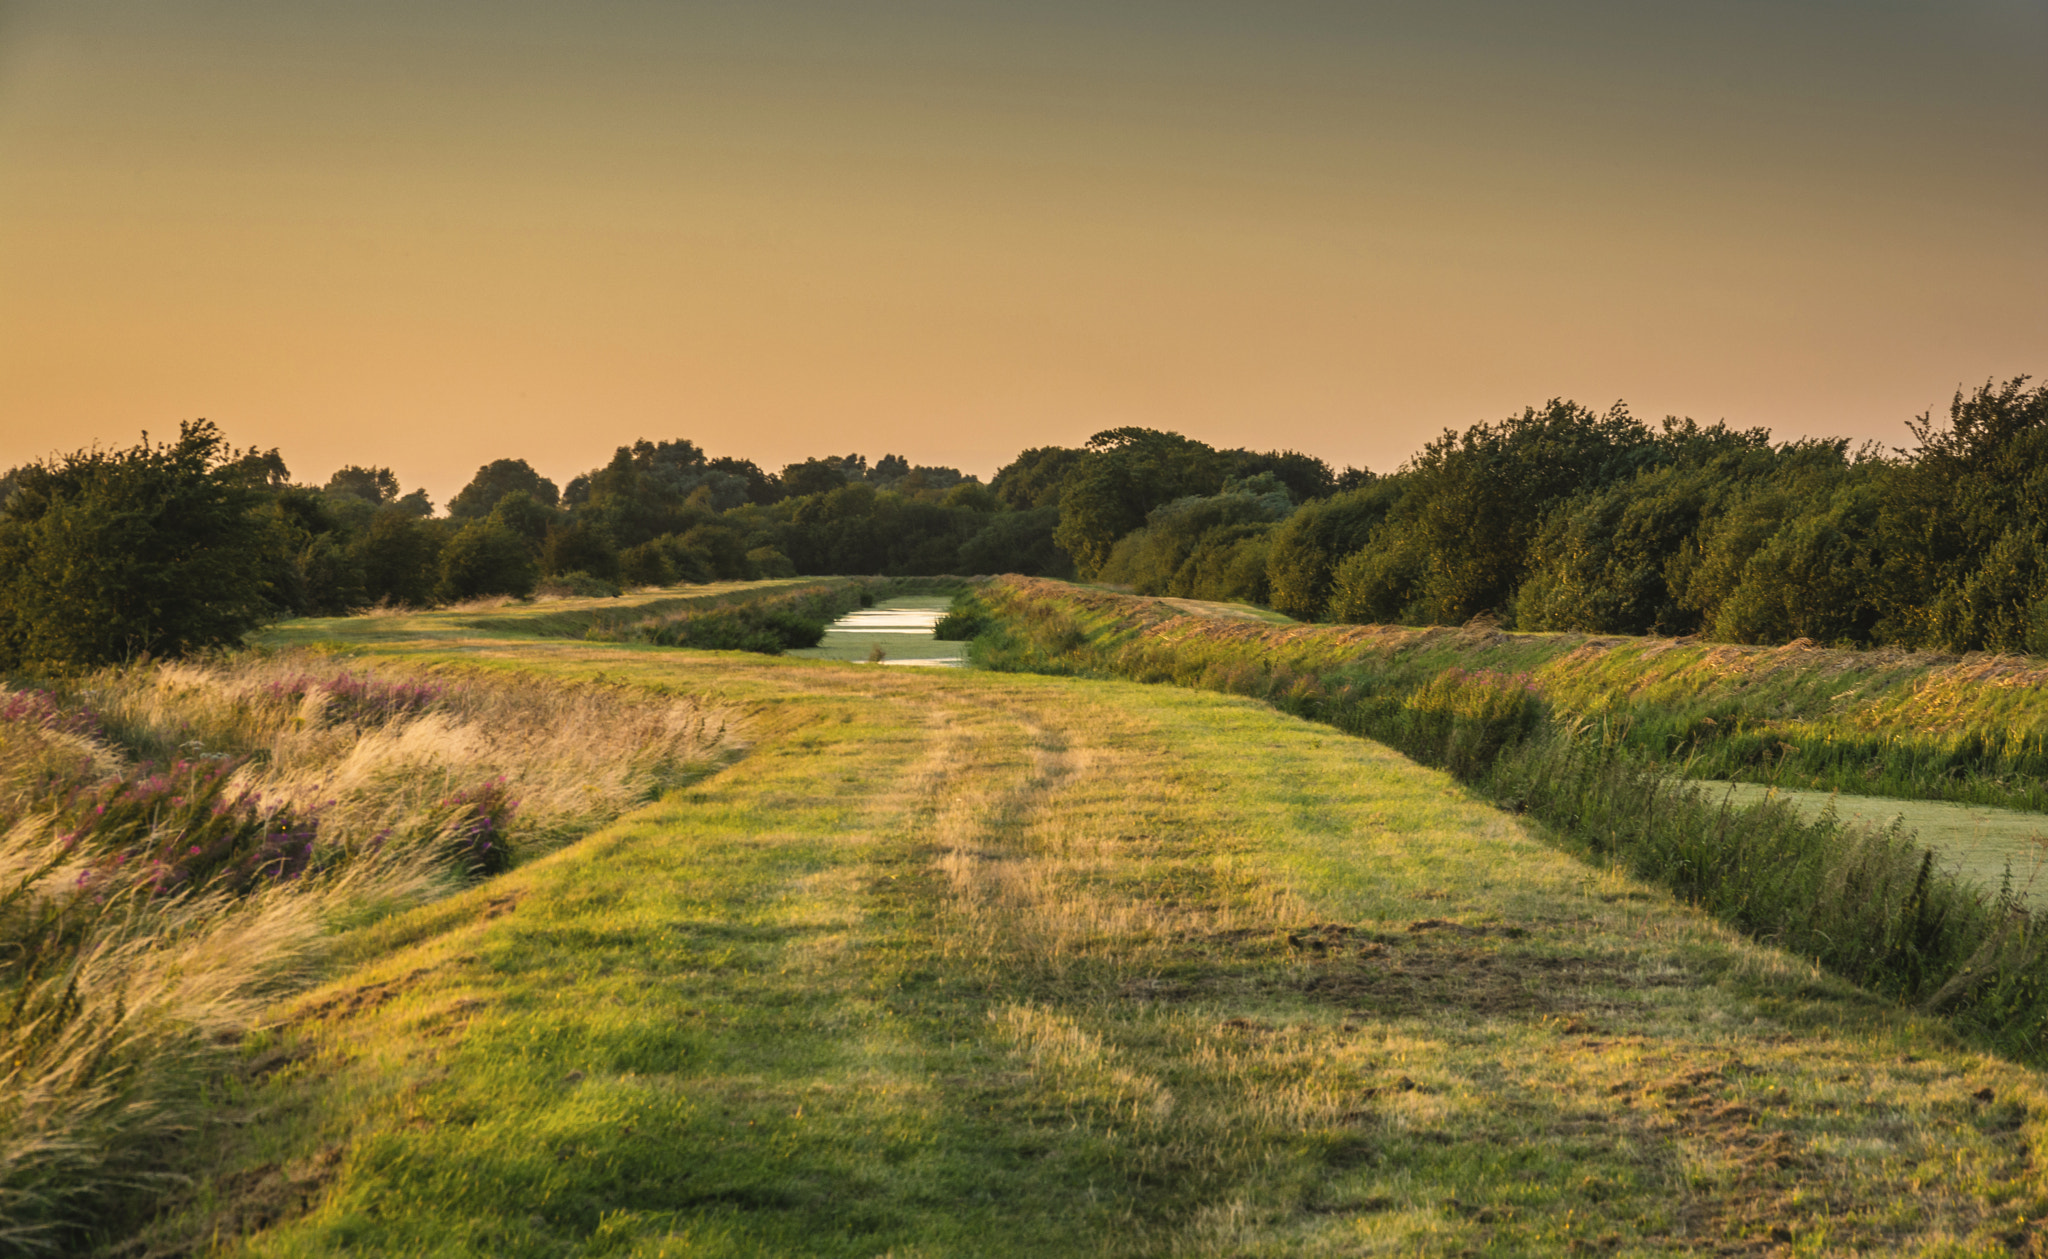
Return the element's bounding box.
[1,374,2042,670]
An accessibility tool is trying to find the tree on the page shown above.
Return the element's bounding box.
[1098,484,1293,598]
[1053,429,1229,578]
[779,457,853,499]
[356,511,445,606]
[958,506,1072,577]
[990,446,1085,509]
[447,458,560,519]
[541,520,619,581]
[1264,480,1401,620]
[1347,400,1657,625]
[1874,376,2048,650]
[439,521,538,600]
[326,464,400,503]
[1224,448,1335,502]
[0,420,275,669]
[325,464,431,516]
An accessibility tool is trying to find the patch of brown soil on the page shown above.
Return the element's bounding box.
[104,1145,346,1259]
[291,968,427,1022]
[1280,924,1683,1019]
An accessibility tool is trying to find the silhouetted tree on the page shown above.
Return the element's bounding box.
[447,458,560,519]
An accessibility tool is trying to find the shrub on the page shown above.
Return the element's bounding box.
[933,609,990,641]
[439,521,538,601]
[534,572,621,599]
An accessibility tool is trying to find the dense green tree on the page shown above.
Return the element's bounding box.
[958,505,1072,577]
[439,521,538,600]
[1332,401,1658,625]
[0,420,275,668]
[355,510,445,606]
[676,524,752,580]
[779,457,853,499]
[1515,424,1777,635]
[296,531,367,616]
[618,539,682,587]
[326,464,399,504]
[991,446,1086,509]
[1054,429,1230,578]
[1224,449,1335,502]
[447,458,560,519]
[542,520,619,581]
[486,490,559,551]
[1873,377,2048,650]
[1264,478,1402,620]
[1705,478,1883,645]
[1098,481,1294,599]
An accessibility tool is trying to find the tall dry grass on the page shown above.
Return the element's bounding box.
[0,653,735,1251]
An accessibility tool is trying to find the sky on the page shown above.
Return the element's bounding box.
[2,0,2044,506]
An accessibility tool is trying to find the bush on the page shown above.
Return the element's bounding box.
[534,571,621,599]
[440,521,539,601]
[637,606,826,654]
[934,608,991,640]
[746,546,797,579]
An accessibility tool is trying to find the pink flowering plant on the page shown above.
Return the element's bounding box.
[1,688,106,742]
[53,759,320,899]
[432,776,518,877]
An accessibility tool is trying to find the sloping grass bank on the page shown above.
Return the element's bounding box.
[0,654,735,1252]
[962,577,2048,1065]
[981,578,2048,810]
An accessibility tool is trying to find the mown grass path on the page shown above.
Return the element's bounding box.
[140,629,2048,1256]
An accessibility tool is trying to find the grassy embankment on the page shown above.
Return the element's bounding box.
[983,578,2048,811]
[0,594,753,1252]
[957,578,2048,1066]
[80,588,2048,1255]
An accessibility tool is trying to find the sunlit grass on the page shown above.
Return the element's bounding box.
[0,650,734,1251]
[1709,782,2048,909]
[98,620,2048,1257]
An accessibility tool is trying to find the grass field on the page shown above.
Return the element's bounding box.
[87,596,2048,1255]
[1707,782,2048,911]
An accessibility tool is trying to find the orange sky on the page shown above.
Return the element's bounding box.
[2,1,2044,505]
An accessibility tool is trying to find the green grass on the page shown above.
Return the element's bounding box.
[1706,782,2048,910]
[959,576,2048,1065]
[969,577,2048,811]
[98,610,2048,1255]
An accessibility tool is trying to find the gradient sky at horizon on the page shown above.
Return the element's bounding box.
[2,0,2043,504]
